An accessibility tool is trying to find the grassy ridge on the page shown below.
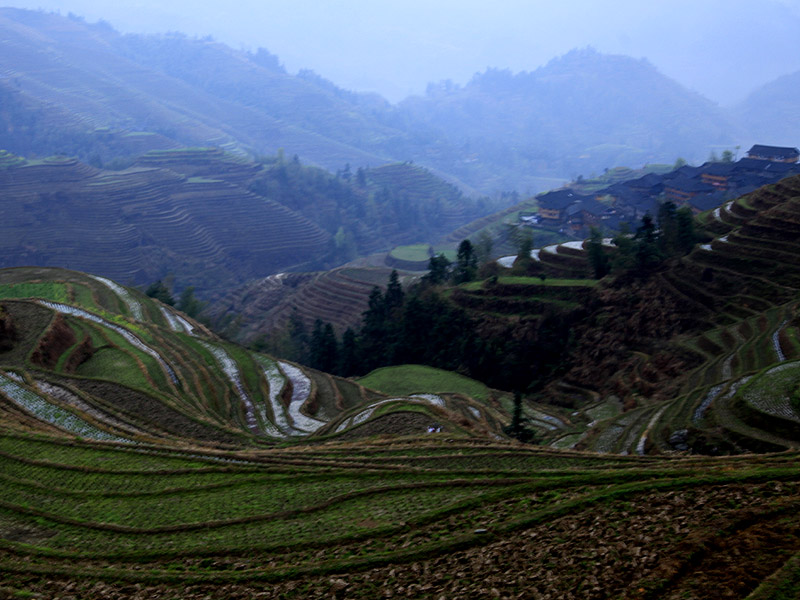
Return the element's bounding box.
[358,365,491,401]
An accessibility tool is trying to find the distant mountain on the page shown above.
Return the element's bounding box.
[735,70,800,147]
[0,8,404,176]
[398,49,741,185]
[0,9,748,194]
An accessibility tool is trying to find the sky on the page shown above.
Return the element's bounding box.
[5,0,800,104]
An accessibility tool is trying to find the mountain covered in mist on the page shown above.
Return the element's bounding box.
[736,70,800,147]
[0,7,769,194]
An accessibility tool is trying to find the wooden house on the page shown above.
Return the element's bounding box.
[746,145,800,163]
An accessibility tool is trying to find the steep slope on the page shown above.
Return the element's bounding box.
[0,155,330,294]
[491,176,800,455]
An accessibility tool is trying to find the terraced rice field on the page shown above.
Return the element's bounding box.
[1,432,799,599]
[0,268,505,448]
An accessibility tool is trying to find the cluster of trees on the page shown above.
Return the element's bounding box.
[247,155,488,268]
[424,239,481,286]
[586,201,696,278]
[265,268,576,394]
[145,280,205,318]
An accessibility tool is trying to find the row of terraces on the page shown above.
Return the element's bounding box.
[0,159,331,290]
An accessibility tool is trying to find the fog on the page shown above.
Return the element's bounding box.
[4,0,800,104]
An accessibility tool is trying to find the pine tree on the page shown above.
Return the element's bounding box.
[657,201,678,256]
[360,287,388,371]
[453,239,478,283]
[676,207,696,255]
[634,213,663,273]
[338,328,359,376]
[384,270,404,315]
[512,228,533,274]
[423,254,451,285]
[145,280,175,306]
[177,286,204,317]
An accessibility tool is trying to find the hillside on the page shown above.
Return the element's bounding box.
[0,267,511,443]
[736,70,800,148]
[0,154,331,295]
[0,9,753,195]
[1,270,799,598]
[447,176,800,455]
[397,48,741,187]
[0,147,491,300]
[0,8,406,173]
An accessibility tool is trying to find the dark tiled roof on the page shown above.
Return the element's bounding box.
[664,177,715,193]
[664,165,701,181]
[736,157,799,173]
[747,145,799,160]
[578,198,612,216]
[537,189,581,210]
[701,162,737,176]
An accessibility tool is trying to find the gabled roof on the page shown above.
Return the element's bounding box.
[664,165,701,180]
[628,173,663,188]
[747,145,800,160]
[537,189,581,210]
[736,158,796,174]
[602,183,640,203]
[577,198,612,216]
[701,162,737,176]
[664,177,715,194]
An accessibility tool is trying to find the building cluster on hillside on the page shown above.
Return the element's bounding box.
[532,144,800,236]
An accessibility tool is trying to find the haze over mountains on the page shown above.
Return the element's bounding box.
[1,7,798,195]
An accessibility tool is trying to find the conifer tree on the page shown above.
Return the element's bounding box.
[453,239,478,283]
[423,254,451,285]
[676,206,696,255]
[145,280,175,306]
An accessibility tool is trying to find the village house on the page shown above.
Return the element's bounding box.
[746,145,800,163]
[663,176,715,205]
[537,189,581,222]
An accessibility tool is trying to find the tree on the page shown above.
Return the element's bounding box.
[657,201,678,256]
[502,391,538,443]
[177,286,204,318]
[423,254,451,285]
[453,239,478,284]
[676,206,696,255]
[586,227,610,278]
[145,280,174,306]
[634,213,663,272]
[384,270,404,315]
[359,287,388,371]
[287,309,309,363]
[310,320,338,373]
[611,223,636,272]
[721,150,734,163]
[338,327,359,376]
